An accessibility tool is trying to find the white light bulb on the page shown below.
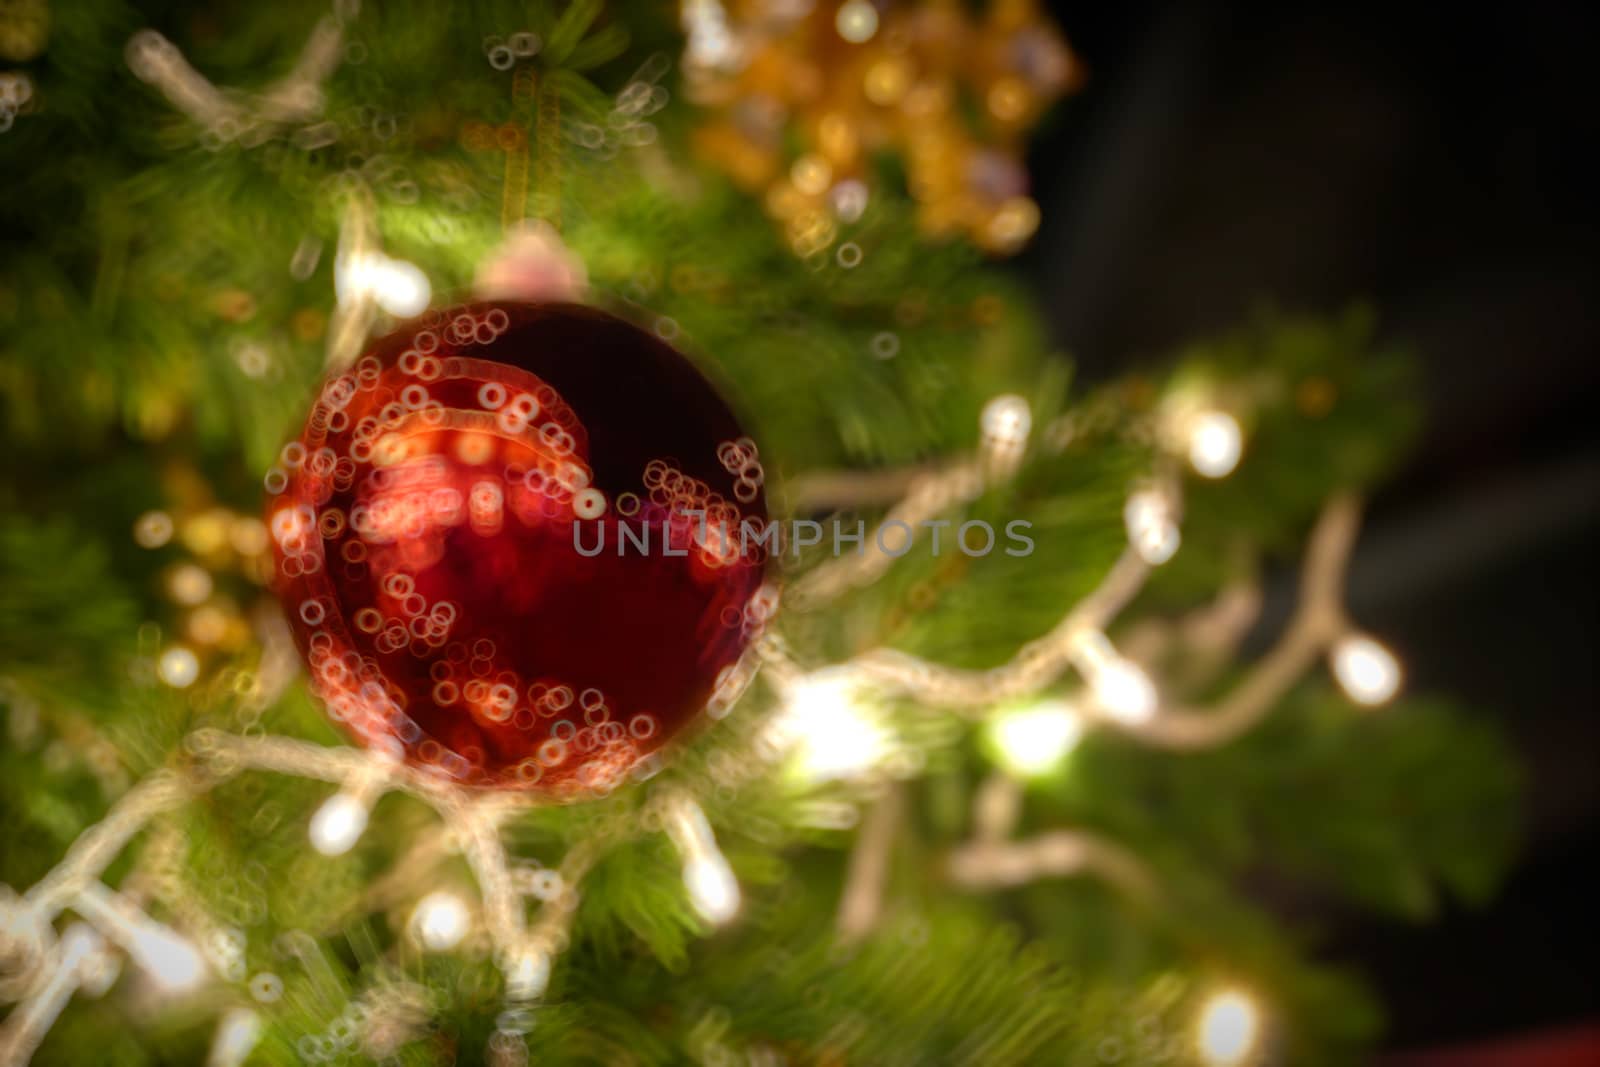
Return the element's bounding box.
[835,0,879,43]
[683,854,740,925]
[207,1007,262,1067]
[988,700,1084,777]
[830,178,869,223]
[777,670,889,782]
[1124,489,1180,565]
[981,394,1033,447]
[1136,518,1181,565]
[334,251,372,306]
[336,252,431,318]
[1188,410,1243,478]
[131,920,207,992]
[505,946,551,1002]
[1196,988,1261,1066]
[411,891,470,951]
[1330,634,1401,706]
[309,792,368,856]
[372,258,431,317]
[71,883,205,993]
[683,0,737,70]
[1093,658,1158,724]
[157,646,200,688]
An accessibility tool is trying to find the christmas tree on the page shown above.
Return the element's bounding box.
[0,2,1520,1064]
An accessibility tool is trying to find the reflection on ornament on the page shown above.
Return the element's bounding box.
[266,303,774,794]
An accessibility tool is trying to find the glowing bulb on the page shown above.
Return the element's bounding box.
[663,794,741,926]
[987,700,1084,777]
[790,154,832,197]
[682,0,737,68]
[208,1007,262,1067]
[777,670,889,782]
[336,252,431,317]
[835,0,879,43]
[1125,489,1180,565]
[1093,659,1158,724]
[1196,989,1261,1066]
[371,258,430,317]
[1189,410,1243,478]
[411,891,470,951]
[504,945,551,1001]
[308,792,368,856]
[157,646,200,688]
[830,178,869,223]
[133,923,206,992]
[1330,634,1401,706]
[683,854,740,925]
[981,394,1033,447]
[167,563,213,606]
[133,510,174,548]
[988,197,1042,252]
[71,883,205,993]
[1134,519,1180,565]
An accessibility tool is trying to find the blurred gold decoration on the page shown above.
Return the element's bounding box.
[290,306,326,342]
[682,0,1082,255]
[0,0,48,63]
[132,463,278,690]
[212,288,256,323]
[1296,375,1338,418]
[462,59,563,236]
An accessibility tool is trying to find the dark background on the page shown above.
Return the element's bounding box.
[1025,0,1599,1053]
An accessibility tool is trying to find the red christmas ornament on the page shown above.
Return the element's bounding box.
[266,302,776,796]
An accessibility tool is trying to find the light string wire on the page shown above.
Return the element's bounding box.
[0,380,1383,1059]
[0,13,1397,1061]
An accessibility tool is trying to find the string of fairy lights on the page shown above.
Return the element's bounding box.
[2,361,1401,1066]
[1,6,1406,1066]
